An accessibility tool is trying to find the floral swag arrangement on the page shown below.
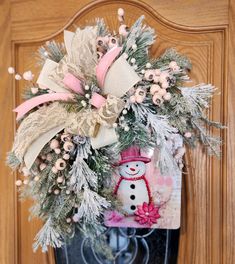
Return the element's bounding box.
[7,9,223,257]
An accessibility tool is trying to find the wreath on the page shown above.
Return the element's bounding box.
[7,8,223,257]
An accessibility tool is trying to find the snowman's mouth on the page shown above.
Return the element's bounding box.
[126,170,140,176]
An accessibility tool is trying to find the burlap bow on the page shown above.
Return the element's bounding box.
[67,95,124,137]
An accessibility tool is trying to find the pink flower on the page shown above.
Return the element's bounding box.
[135,202,160,227]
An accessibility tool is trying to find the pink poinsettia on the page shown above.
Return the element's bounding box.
[135,202,160,226]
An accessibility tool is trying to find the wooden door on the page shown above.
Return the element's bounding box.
[0,0,234,263]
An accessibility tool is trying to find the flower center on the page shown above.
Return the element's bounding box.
[145,212,149,216]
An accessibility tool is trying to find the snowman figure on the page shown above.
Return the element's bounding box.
[114,146,151,215]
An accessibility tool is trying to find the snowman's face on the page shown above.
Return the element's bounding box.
[119,161,146,178]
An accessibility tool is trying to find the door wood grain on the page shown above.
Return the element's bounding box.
[0,1,234,263]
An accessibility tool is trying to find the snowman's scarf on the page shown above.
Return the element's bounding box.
[113,175,152,202]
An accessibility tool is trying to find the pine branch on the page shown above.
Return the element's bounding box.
[33,217,63,252]
[153,48,192,70]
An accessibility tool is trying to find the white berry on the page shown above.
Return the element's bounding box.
[15,180,22,186]
[117,8,125,16]
[23,179,29,185]
[130,58,136,64]
[85,93,90,99]
[81,100,87,107]
[23,71,34,81]
[123,53,128,60]
[122,109,127,115]
[146,63,151,69]
[15,74,22,80]
[8,67,15,74]
[84,85,89,90]
[132,44,137,50]
[124,126,130,131]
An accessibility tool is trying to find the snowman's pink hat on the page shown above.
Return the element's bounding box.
[118,146,151,165]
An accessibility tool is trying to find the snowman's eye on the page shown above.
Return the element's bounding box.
[126,165,129,168]
[136,164,139,167]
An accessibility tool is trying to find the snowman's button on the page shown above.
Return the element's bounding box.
[130,184,135,189]
[130,205,136,211]
[130,195,135,200]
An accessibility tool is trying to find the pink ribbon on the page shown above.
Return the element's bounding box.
[63,73,84,95]
[14,93,74,120]
[90,92,106,108]
[14,46,122,119]
[96,46,122,88]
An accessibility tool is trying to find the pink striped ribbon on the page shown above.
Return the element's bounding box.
[14,46,122,119]
[14,93,74,120]
[63,73,84,95]
[96,46,122,87]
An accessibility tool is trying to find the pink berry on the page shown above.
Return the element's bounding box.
[150,84,161,95]
[163,92,171,101]
[161,81,169,89]
[23,71,34,81]
[155,69,161,76]
[55,158,66,170]
[119,24,128,37]
[46,154,52,161]
[57,176,64,183]
[184,132,192,138]
[63,141,74,152]
[22,167,30,176]
[159,72,168,83]
[153,76,160,83]
[172,65,180,72]
[54,189,60,195]
[108,37,118,48]
[135,88,146,99]
[169,61,177,68]
[72,214,80,222]
[31,87,38,94]
[63,153,70,160]
[50,139,59,149]
[96,36,105,46]
[52,166,58,174]
[129,95,136,103]
[61,134,71,142]
[144,70,155,81]
[39,163,46,171]
[158,89,167,96]
[152,94,163,105]
[103,35,109,44]
[54,148,61,154]
[97,52,103,61]
[118,15,124,22]
[136,95,144,103]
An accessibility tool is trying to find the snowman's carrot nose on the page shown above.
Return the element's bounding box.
[130,168,135,171]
